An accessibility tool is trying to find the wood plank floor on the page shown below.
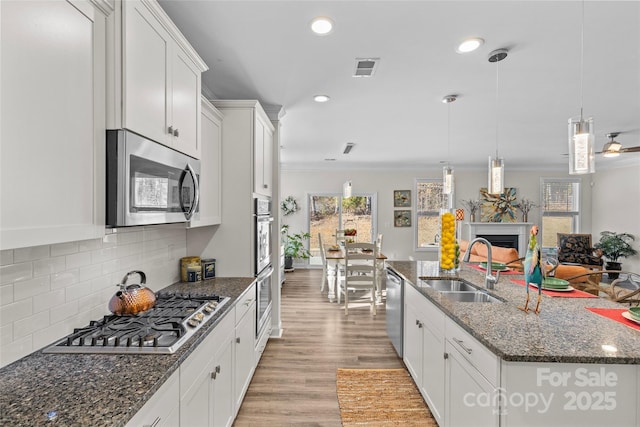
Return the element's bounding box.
[233,268,404,426]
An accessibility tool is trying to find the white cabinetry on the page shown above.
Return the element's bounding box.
[212,100,275,198]
[125,370,180,427]
[403,285,445,425]
[444,317,499,427]
[0,0,108,250]
[180,311,235,427]
[110,0,207,158]
[234,283,257,411]
[189,97,223,227]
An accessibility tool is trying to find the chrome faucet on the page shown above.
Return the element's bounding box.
[462,237,500,290]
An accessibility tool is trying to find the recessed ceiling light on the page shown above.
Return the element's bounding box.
[314,94,330,103]
[456,37,484,53]
[310,17,334,35]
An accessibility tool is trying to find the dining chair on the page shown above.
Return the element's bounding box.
[339,242,378,316]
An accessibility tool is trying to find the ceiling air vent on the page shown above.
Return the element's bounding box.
[353,58,379,77]
[343,143,355,154]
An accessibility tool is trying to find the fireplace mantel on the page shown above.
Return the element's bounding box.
[463,222,532,255]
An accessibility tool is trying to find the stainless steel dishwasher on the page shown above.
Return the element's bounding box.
[385,268,403,357]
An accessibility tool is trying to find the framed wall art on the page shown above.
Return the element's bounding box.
[394,210,411,227]
[480,187,518,222]
[394,190,411,207]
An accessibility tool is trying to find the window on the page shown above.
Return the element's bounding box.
[416,179,450,249]
[540,178,581,248]
[308,193,376,265]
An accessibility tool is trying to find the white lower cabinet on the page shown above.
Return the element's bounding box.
[403,285,445,425]
[125,370,180,427]
[234,284,257,411]
[180,310,235,427]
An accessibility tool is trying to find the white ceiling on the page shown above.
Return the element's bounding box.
[158,0,640,171]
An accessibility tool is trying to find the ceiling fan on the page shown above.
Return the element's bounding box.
[597,132,640,157]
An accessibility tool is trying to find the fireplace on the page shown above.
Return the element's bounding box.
[476,234,518,250]
[464,222,532,255]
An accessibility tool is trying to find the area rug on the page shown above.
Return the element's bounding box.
[336,368,437,426]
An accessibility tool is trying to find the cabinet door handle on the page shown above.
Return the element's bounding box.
[216,365,221,374]
[211,371,217,380]
[236,337,241,344]
[263,184,268,189]
[174,128,179,137]
[453,338,473,354]
[444,352,449,359]
[168,125,174,135]
[415,320,422,328]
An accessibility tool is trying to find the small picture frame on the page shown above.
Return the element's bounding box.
[394,210,411,227]
[394,190,411,207]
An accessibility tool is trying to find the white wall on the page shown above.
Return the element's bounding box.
[281,167,594,262]
[591,164,640,273]
[0,225,187,367]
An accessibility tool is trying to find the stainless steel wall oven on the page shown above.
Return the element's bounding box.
[254,197,273,337]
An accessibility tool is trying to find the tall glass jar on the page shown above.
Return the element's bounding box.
[439,209,457,274]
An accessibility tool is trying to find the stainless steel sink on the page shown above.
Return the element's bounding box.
[419,279,478,292]
[439,291,502,303]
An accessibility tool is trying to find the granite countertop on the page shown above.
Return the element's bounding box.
[387,260,640,364]
[0,277,255,427]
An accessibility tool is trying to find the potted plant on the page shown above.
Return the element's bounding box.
[281,225,311,270]
[594,231,638,279]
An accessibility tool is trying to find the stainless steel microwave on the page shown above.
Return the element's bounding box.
[106,130,200,228]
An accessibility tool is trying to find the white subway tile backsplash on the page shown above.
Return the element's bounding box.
[0,323,13,346]
[78,238,102,252]
[13,276,50,301]
[0,284,14,306]
[0,250,14,266]
[14,245,50,263]
[0,224,188,367]
[79,264,103,282]
[33,289,65,313]
[13,310,50,339]
[50,241,79,257]
[51,270,79,290]
[65,251,91,269]
[50,300,78,324]
[0,262,33,285]
[33,256,66,277]
[91,247,116,264]
[0,335,32,367]
[0,299,33,324]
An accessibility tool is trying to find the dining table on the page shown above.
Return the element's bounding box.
[324,248,387,303]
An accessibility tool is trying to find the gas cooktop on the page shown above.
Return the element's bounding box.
[43,292,229,354]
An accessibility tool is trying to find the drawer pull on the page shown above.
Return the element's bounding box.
[236,337,241,344]
[453,338,473,354]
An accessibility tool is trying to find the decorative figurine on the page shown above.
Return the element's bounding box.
[519,225,544,314]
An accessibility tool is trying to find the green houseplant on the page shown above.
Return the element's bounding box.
[594,231,638,279]
[281,225,311,270]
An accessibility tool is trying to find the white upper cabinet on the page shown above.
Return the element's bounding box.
[0,0,110,250]
[212,100,275,198]
[189,97,223,228]
[111,0,207,158]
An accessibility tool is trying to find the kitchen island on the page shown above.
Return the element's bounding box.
[0,277,255,427]
[387,261,639,427]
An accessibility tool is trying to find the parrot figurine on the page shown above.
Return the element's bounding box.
[519,225,544,314]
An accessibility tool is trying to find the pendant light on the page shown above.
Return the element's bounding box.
[442,95,457,202]
[568,0,595,175]
[487,48,508,195]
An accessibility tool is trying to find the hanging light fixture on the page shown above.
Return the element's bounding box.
[442,95,457,199]
[487,48,508,195]
[568,0,595,174]
[343,180,352,198]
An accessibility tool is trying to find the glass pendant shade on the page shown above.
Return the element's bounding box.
[443,166,454,195]
[343,180,352,198]
[568,117,595,174]
[488,156,504,195]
